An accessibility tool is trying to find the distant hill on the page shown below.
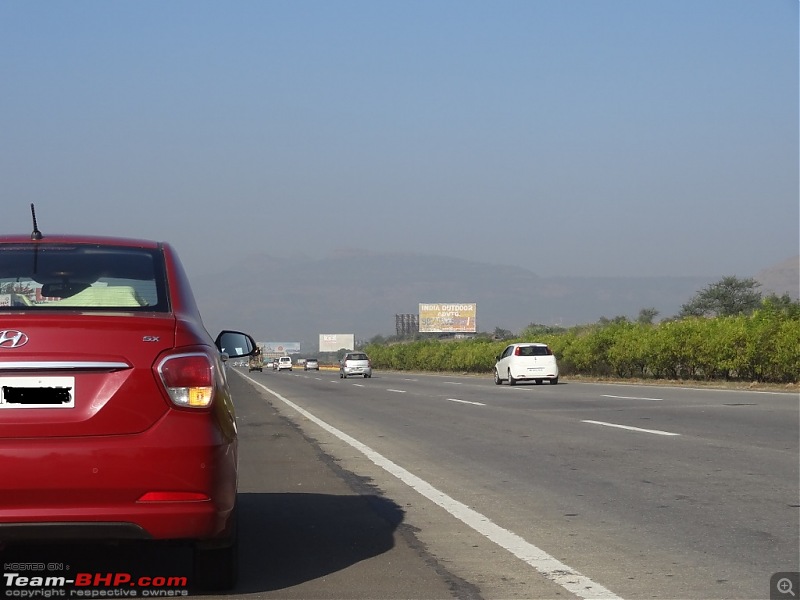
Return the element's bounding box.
[754,256,799,299]
[192,250,725,352]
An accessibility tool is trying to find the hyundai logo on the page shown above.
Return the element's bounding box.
[0,330,29,349]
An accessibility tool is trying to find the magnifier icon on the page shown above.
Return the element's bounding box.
[778,578,796,597]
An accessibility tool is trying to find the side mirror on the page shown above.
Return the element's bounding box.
[215,330,257,358]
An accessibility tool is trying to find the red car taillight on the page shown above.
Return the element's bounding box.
[157,353,216,409]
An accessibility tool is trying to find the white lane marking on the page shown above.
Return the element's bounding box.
[447,398,486,406]
[602,394,662,401]
[387,389,407,393]
[570,380,795,396]
[444,381,463,385]
[581,420,680,436]
[243,373,621,600]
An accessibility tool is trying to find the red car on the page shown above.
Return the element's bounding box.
[0,223,256,590]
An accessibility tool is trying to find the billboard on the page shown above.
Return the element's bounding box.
[259,342,301,355]
[319,333,355,353]
[419,303,477,333]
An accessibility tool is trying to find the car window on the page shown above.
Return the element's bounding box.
[517,345,552,356]
[348,353,368,361]
[0,244,167,311]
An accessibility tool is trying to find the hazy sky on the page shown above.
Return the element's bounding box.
[2,0,797,282]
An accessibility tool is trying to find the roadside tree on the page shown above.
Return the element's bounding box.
[680,276,762,318]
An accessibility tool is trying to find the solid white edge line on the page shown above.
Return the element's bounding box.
[242,373,622,600]
[581,420,680,436]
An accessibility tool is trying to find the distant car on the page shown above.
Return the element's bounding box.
[339,352,372,378]
[277,356,292,371]
[494,342,559,385]
[248,352,263,372]
[0,228,258,590]
[304,358,319,371]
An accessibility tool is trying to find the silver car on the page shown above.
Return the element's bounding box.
[339,352,372,378]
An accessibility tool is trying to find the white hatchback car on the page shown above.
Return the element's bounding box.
[494,342,559,385]
[276,356,293,371]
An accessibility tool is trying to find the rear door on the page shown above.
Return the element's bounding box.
[495,345,514,377]
[511,344,557,378]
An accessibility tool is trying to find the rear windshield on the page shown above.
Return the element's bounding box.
[0,243,168,311]
[348,353,368,361]
[518,345,552,356]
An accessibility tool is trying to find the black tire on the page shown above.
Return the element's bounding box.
[193,541,237,591]
[550,377,559,385]
[494,370,502,385]
[193,509,238,591]
[508,370,517,386]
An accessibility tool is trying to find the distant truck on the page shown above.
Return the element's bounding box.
[248,348,264,372]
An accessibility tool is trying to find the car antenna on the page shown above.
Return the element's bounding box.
[30,203,43,240]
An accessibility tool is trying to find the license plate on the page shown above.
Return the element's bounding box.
[0,376,75,408]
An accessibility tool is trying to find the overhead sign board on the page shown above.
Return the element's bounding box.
[418,303,477,333]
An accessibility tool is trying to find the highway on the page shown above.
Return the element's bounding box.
[1,367,795,599]
[233,366,799,599]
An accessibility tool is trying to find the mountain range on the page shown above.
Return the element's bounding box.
[192,251,799,353]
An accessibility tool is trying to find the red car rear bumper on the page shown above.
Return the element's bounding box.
[0,410,237,543]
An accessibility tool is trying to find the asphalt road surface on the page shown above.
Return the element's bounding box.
[230,367,799,600]
[2,368,797,600]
